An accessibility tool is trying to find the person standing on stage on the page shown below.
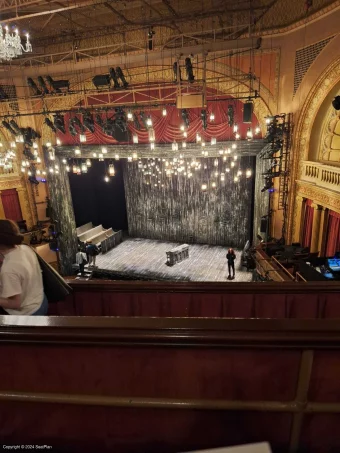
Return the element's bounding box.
[86,241,99,267]
[226,248,236,280]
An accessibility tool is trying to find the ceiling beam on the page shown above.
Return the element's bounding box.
[161,0,178,17]
[41,12,55,30]
[0,36,261,78]
[104,2,133,25]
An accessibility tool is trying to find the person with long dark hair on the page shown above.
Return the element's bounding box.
[0,219,48,315]
[226,248,236,280]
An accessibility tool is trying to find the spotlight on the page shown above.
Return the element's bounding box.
[83,111,95,133]
[27,78,41,96]
[139,111,149,129]
[133,113,141,130]
[148,27,155,51]
[201,110,207,130]
[0,86,8,100]
[9,120,21,136]
[109,67,120,89]
[37,76,49,94]
[227,105,234,126]
[173,62,181,83]
[70,116,84,135]
[185,57,195,82]
[53,114,66,134]
[92,74,111,89]
[46,75,70,93]
[115,67,128,89]
[95,113,105,130]
[261,177,274,192]
[44,117,57,133]
[332,96,340,110]
[2,120,16,135]
[115,107,127,132]
[181,109,190,128]
[29,175,39,185]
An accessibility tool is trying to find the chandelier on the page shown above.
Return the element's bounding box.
[0,25,32,62]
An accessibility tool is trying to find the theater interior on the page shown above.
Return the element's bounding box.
[1,0,340,451]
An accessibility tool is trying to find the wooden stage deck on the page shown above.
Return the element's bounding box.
[94,238,253,282]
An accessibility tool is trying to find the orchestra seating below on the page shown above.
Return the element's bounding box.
[0,316,340,453]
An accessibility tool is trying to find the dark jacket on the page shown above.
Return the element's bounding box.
[226,252,236,264]
[86,244,99,256]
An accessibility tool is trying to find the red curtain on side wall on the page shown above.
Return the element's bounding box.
[1,189,23,222]
[325,211,340,257]
[302,199,314,249]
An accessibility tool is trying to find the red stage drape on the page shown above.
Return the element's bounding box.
[1,189,23,222]
[325,210,340,257]
[302,199,314,249]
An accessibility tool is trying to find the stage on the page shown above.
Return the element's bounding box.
[94,238,252,282]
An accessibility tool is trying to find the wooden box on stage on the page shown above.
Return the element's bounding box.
[166,244,189,266]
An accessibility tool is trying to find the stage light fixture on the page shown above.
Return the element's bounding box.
[332,96,340,110]
[172,141,178,151]
[133,134,139,144]
[62,158,67,164]
[146,117,153,127]
[211,182,217,188]
[201,184,207,191]
[75,148,81,155]
[231,161,235,168]
[223,156,227,162]
[115,67,128,89]
[104,175,110,182]
[185,57,195,82]
[109,165,115,176]
[201,141,205,147]
[150,142,155,150]
[79,134,87,143]
[201,110,207,130]
[211,137,217,145]
[37,76,49,94]
[127,111,133,121]
[209,112,215,121]
[92,153,97,157]
[221,174,225,181]
[173,62,182,83]
[81,162,88,173]
[255,126,261,135]
[247,128,253,140]
[44,117,57,133]
[127,156,132,162]
[228,105,234,126]
[101,147,107,154]
[66,165,70,172]
[83,111,95,133]
[98,153,104,161]
[234,176,239,183]
[86,159,91,167]
[92,74,111,89]
[53,114,66,134]
[233,124,238,133]
[27,78,41,95]
[246,169,252,178]
[148,128,155,142]
[56,138,61,146]
[181,109,190,128]
[182,142,187,148]
[46,75,70,93]
[214,159,218,167]
[162,108,167,116]
[235,133,240,140]
[232,143,237,150]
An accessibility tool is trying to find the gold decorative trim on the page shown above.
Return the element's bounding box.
[296,180,340,213]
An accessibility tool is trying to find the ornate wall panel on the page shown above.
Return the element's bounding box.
[123,157,255,248]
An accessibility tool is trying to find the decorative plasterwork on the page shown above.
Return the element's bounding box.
[319,102,340,162]
[296,180,340,213]
[287,56,340,242]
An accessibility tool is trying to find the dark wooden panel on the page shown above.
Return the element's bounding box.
[0,403,292,453]
[300,414,340,452]
[123,157,255,248]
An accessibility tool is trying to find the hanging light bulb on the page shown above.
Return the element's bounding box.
[49,167,54,174]
[182,141,187,148]
[232,143,237,150]
[99,153,104,161]
[201,183,207,191]
[211,137,217,145]
[196,133,201,143]
[49,151,55,161]
[32,142,38,149]
[255,126,261,135]
[237,170,242,177]
[10,141,16,148]
[115,154,120,160]
[226,148,231,154]
[104,175,110,182]
[75,148,81,155]
[235,133,240,140]
[221,174,225,181]
[146,117,152,127]
[233,124,238,133]
[66,165,70,172]
[247,128,253,139]
[46,142,52,148]
[55,165,59,170]
[36,169,41,175]
[265,117,271,125]
[102,147,107,154]
[162,108,167,116]
[214,171,219,177]
[62,158,67,164]
[150,142,155,150]
[56,138,61,146]
[133,134,139,144]
[148,128,155,142]
[246,169,252,178]
[183,131,188,138]
[201,141,206,147]
[79,134,86,143]
[92,152,96,158]
[36,157,41,163]
[27,170,32,176]
[223,156,227,162]
[109,164,115,176]
[42,171,47,175]
[132,152,138,160]
[214,158,218,167]
[234,176,239,182]
[172,141,178,151]
[231,161,235,168]
[211,182,217,188]
[204,150,208,157]
[128,156,132,162]
[86,159,91,167]
[180,124,185,132]
[81,162,87,173]
[209,112,215,121]
[234,155,238,161]
[21,167,25,173]
[127,111,133,121]
[219,149,223,155]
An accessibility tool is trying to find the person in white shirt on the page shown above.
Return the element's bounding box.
[0,219,48,315]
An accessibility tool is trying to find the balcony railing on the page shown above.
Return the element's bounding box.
[302,161,340,192]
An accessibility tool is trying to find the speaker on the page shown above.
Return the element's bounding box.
[243,102,253,123]
[260,218,268,233]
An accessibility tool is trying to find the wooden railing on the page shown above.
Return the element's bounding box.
[302,160,340,192]
[1,316,340,452]
[48,279,340,319]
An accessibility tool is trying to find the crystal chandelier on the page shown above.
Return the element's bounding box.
[0,26,32,62]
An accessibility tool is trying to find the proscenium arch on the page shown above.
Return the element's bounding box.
[287,55,340,243]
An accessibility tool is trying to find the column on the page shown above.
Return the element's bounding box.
[0,192,6,219]
[310,203,322,253]
[317,207,328,257]
[16,187,33,229]
[292,195,304,244]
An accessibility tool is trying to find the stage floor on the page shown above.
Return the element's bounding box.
[95,238,252,282]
